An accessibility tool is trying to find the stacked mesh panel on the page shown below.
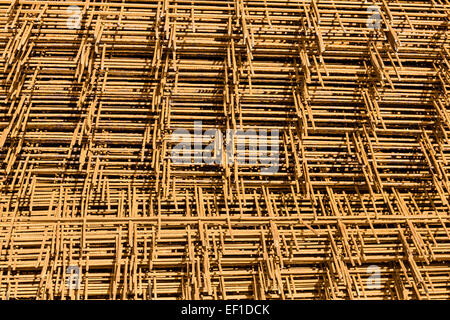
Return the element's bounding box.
[0,0,450,299]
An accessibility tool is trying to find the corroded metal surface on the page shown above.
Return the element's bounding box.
[0,0,449,299]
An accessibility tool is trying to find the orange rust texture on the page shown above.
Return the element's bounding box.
[0,0,449,299]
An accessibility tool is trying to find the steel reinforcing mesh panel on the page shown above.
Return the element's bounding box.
[0,0,449,299]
